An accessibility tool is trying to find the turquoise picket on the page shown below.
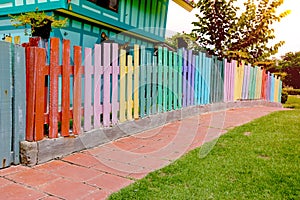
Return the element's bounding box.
[168,51,173,111]
[173,52,178,110]
[146,52,152,115]
[177,49,183,108]
[200,52,206,104]
[163,47,168,112]
[152,56,158,114]
[139,46,146,118]
[157,47,163,112]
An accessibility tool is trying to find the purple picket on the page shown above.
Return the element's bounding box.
[191,54,196,105]
[266,71,271,101]
[94,44,102,128]
[224,59,229,102]
[229,60,236,102]
[103,43,111,127]
[182,49,187,107]
[187,50,192,106]
[112,43,119,124]
[84,48,93,131]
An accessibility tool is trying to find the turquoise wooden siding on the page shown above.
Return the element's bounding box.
[0,0,169,43]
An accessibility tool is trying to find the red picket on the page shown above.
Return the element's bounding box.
[61,40,71,137]
[73,46,82,135]
[49,38,59,138]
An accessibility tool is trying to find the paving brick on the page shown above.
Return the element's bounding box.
[0,182,46,200]
[6,169,60,188]
[33,160,70,172]
[81,189,110,200]
[0,177,13,188]
[51,164,103,182]
[87,174,134,192]
[39,178,97,200]
[62,153,101,168]
[0,165,28,177]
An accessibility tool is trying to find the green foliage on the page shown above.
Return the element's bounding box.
[192,0,290,64]
[9,9,68,35]
[281,90,288,104]
[283,88,300,96]
[165,32,202,51]
[109,110,300,199]
[283,95,300,109]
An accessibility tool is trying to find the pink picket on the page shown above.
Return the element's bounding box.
[84,48,93,131]
[94,44,102,128]
[103,43,111,127]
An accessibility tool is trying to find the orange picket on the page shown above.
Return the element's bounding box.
[73,46,82,135]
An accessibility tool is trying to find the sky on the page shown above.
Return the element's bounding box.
[166,0,300,58]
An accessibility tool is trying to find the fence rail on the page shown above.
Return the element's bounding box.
[25,38,282,141]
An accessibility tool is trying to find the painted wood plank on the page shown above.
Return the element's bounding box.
[168,51,173,110]
[177,49,183,108]
[73,46,82,135]
[182,49,187,107]
[173,52,178,109]
[157,47,163,112]
[103,43,111,126]
[133,44,139,119]
[112,43,119,124]
[34,48,46,141]
[119,49,126,122]
[127,55,133,120]
[186,50,192,106]
[139,46,146,117]
[25,47,37,141]
[94,44,101,128]
[146,52,152,115]
[49,38,59,138]
[191,54,195,105]
[163,47,168,112]
[200,52,205,104]
[0,41,13,167]
[12,44,26,164]
[152,56,158,114]
[61,40,71,136]
[84,47,92,131]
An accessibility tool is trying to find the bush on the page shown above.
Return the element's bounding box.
[281,90,288,104]
[283,88,300,95]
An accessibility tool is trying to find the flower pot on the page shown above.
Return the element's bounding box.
[31,19,52,41]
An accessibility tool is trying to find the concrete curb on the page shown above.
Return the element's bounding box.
[20,100,282,166]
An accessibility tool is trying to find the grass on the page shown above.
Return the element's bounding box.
[284,95,300,109]
[109,110,300,200]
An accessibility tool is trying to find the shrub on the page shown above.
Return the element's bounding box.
[283,88,300,95]
[281,90,288,104]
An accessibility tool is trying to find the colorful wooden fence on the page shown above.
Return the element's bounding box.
[25,38,283,141]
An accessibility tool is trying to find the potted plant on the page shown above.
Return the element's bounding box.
[9,9,68,41]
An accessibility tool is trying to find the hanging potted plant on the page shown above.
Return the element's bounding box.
[9,9,68,41]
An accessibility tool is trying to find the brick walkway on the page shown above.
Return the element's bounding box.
[0,106,285,200]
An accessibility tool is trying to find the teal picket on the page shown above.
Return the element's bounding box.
[139,46,146,118]
[157,47,163,112]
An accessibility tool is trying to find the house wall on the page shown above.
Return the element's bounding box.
[0,0,169,44]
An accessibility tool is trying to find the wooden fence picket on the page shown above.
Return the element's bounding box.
[139,46,146,118]
[163,47,168,111]
[168,51,173,110]
[173,52,178,109]
[152,56,158,114]
[119,49,126,122]
[94,44,102,128]
[73,46,82,135]
[61,40,71,136]
[133,45,139,119]
[146,52,152,115]
[84,47,93,131]
[177,49,183,108]
[157,47,163,112]
[127,55,133,120]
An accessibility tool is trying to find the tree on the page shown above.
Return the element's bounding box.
[276,52,300,88]
[192,0,290,63]
[165,32,202,51]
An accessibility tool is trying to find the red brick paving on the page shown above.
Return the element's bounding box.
[0,106,285,200]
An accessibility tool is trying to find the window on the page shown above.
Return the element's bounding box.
[88,0,119,12]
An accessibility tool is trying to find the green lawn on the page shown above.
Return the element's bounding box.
[284,95,300,109]
[109,110,300,200]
